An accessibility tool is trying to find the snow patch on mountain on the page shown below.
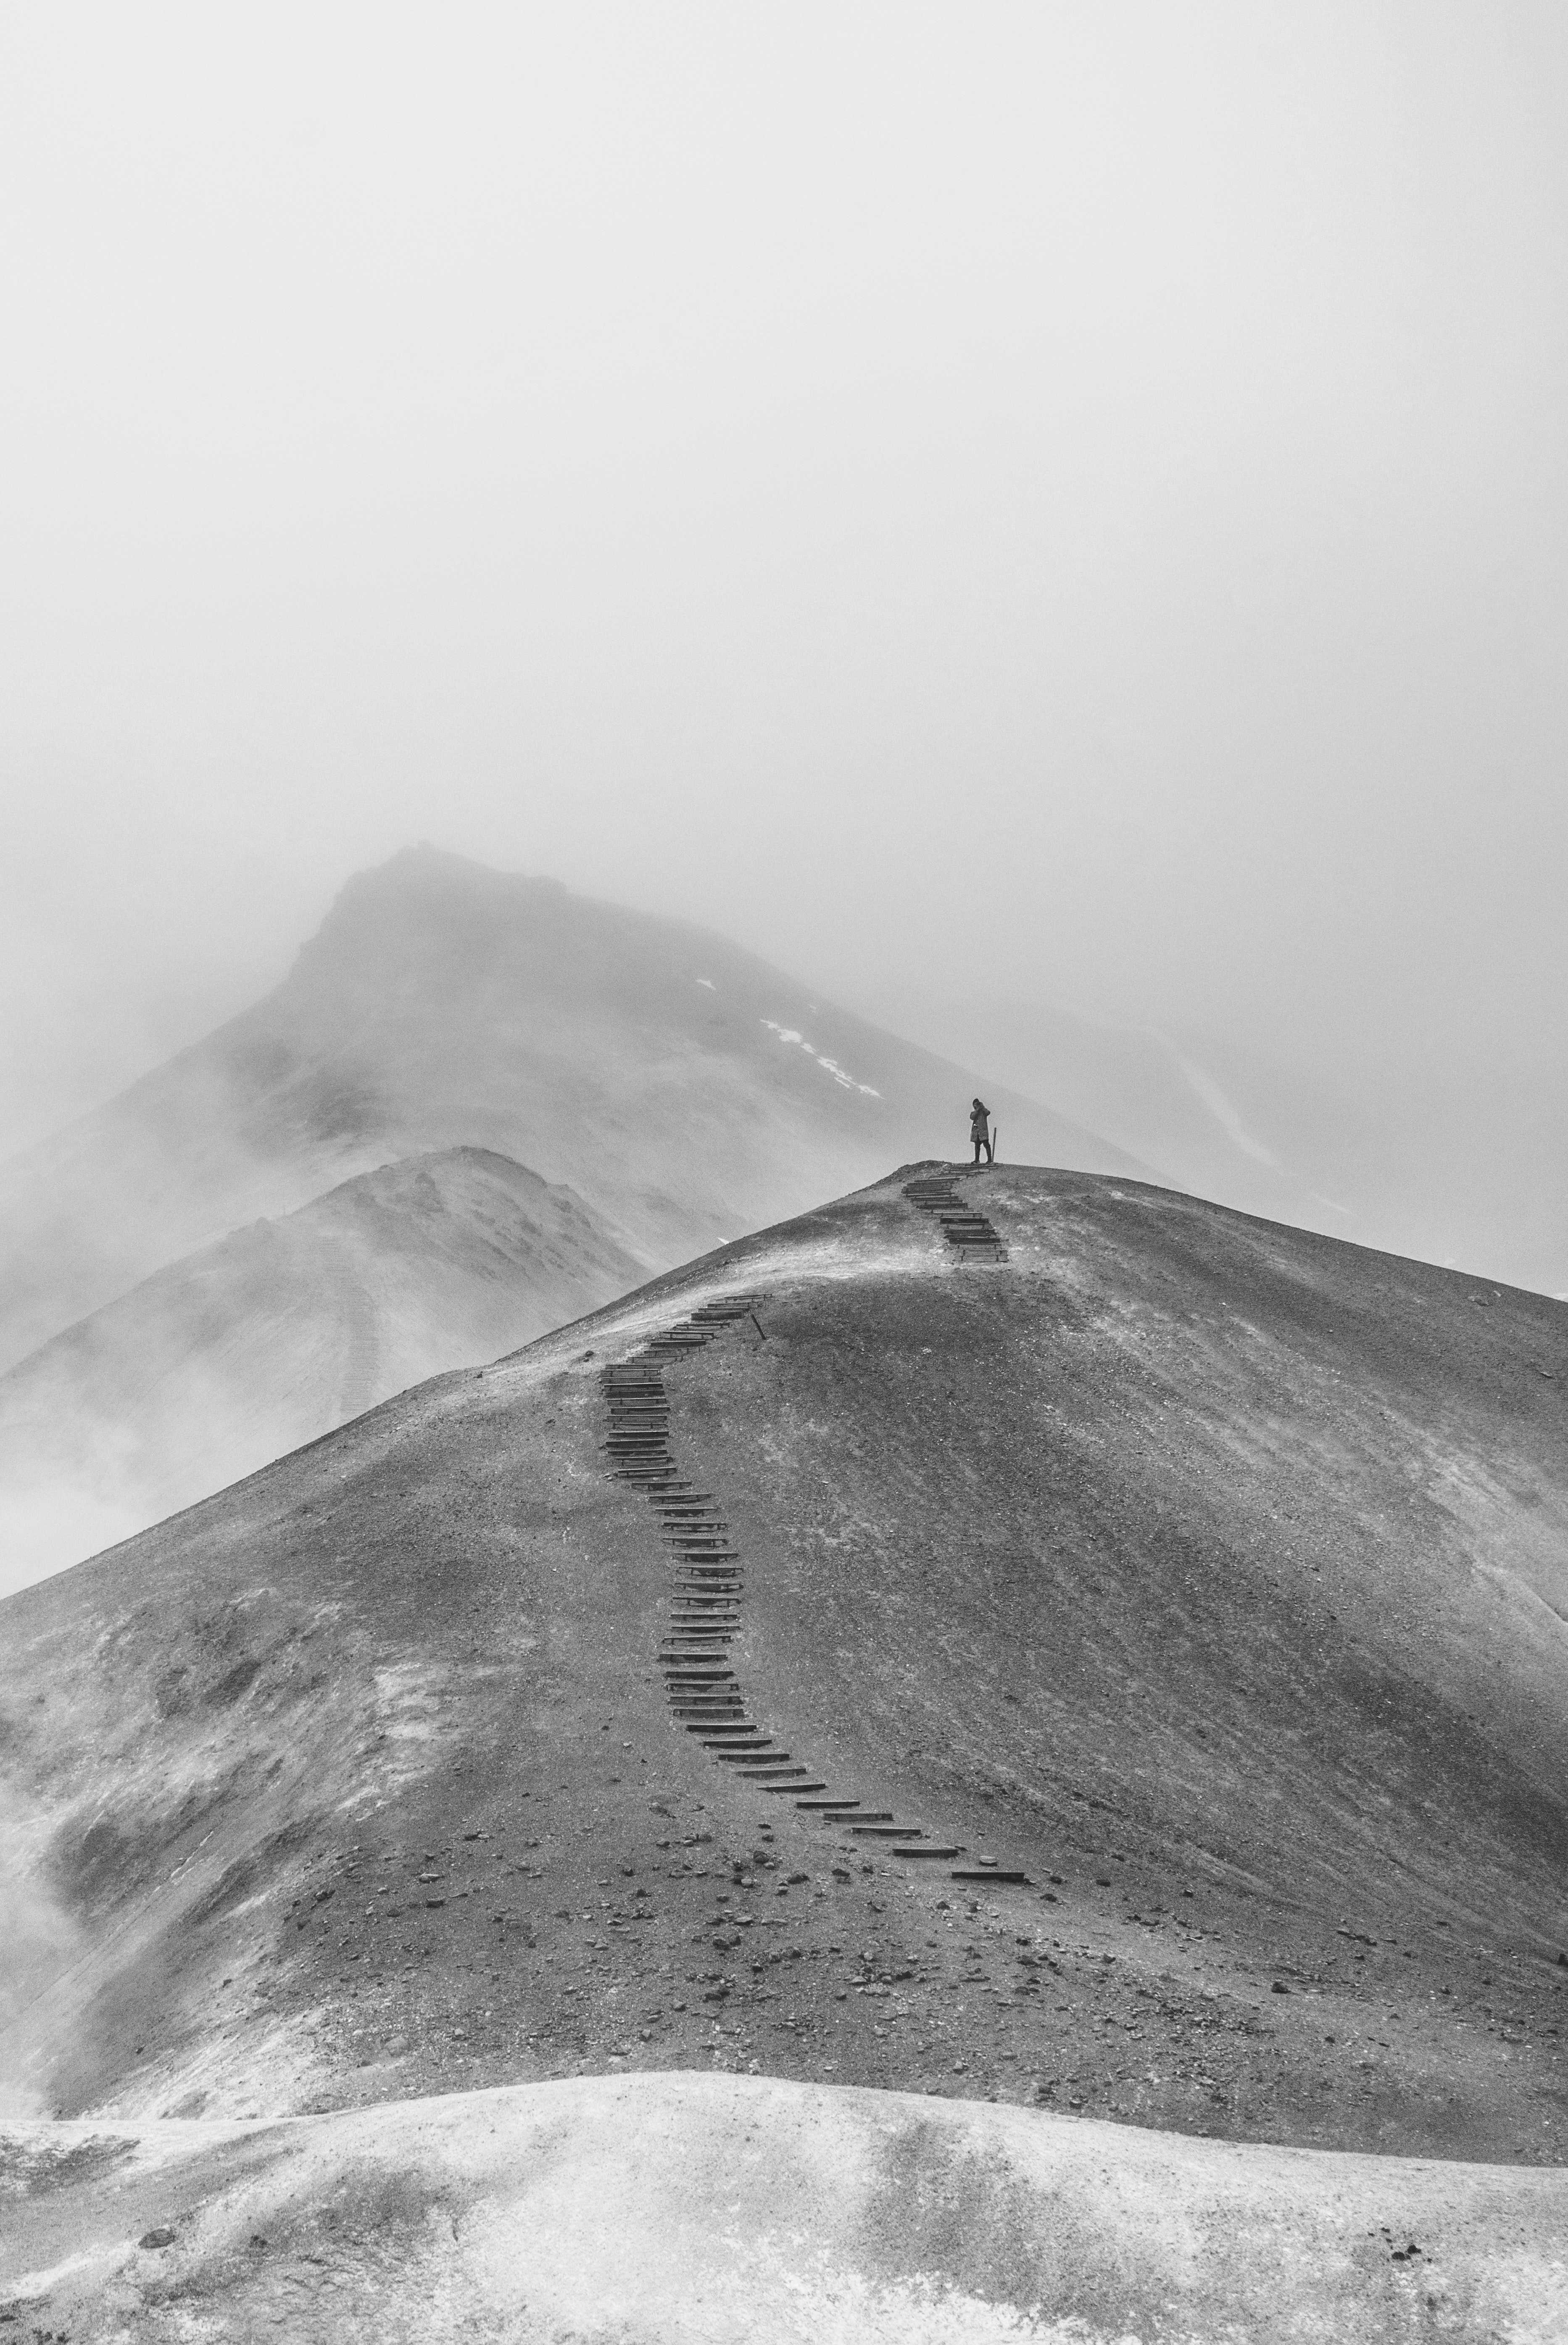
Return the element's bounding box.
[762,1020,880,1097]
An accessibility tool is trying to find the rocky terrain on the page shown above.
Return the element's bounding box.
[3,1161,1565,2335]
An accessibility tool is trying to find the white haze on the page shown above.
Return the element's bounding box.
[3,5,1566,1241]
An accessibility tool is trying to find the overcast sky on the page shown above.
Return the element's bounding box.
[4,2,1566,1154]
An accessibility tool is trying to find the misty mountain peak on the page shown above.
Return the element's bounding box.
[0,852,1136,1373]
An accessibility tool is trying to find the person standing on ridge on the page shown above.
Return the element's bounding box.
[969,1098,993,1166]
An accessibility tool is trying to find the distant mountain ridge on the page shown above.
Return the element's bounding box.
[0,1146,639,1585]
[0,846,1144,1376]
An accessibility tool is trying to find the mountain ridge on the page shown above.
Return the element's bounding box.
[0,1144,640,1588]
[0,847,1145,1377]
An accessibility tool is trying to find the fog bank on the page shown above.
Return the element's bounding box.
[3,3,1565,1200]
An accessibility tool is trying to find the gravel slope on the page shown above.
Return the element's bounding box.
[1,1163,1564,2333]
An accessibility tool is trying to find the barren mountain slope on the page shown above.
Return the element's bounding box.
[0,848,1141,1372]
[3,1163,1563,2184]
[0,1148,639,1577]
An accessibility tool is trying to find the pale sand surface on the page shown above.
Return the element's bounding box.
[5,2069,1565,2342]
